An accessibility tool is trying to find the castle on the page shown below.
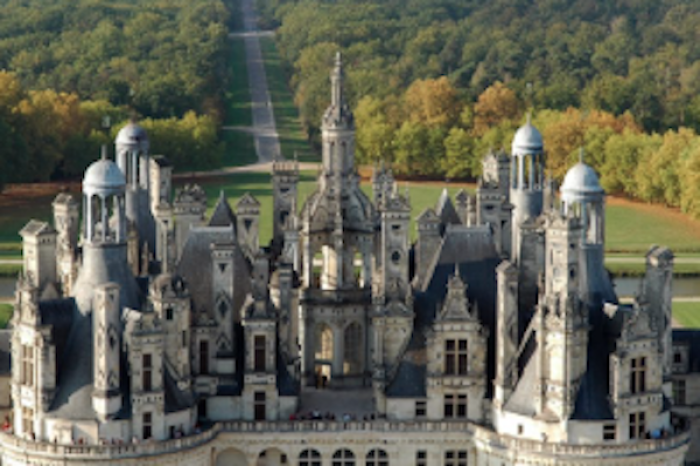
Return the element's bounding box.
[1,54,697,465]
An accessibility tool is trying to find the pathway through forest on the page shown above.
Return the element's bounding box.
[225,0,281,164]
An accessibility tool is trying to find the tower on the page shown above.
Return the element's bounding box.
[242,254,280,420]
[19,221,57,297]
[236,192,261,262]
[92,282,122,419]
[559,153,614,303]
[494,260,519,408]
[536,212,587,419]
[115,122,154,256]
[510,117,545,263]
[377,190,411,303]
[477,150,513,257]
[72,153,139,313]
[52,193,79,295]
[272,159,298,249]
[172,184,207,261]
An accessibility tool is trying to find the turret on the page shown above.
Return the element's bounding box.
[510,117,544,264]
[560,153,614,304]
[73,152,139,314]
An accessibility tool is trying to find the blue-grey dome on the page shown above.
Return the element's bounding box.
[561,162,603,195]
[83,159,125,193]
[115,122,149,151]
[512,122,543,154]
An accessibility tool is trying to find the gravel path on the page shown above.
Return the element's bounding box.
[225,0,281,164]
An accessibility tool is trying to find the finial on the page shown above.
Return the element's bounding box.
[526,111,532,125]
[100,145,108,161]
[454,262,460,279]
[579,147,584,164]
[335,51,342,68]
[219,190,226,201]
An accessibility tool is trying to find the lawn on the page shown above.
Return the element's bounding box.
[673,301,700,329]
[188,174,474,245]
[259,36,317,163]
[605,201,700,253]
[0,303,12,329]
[3,174,700,264]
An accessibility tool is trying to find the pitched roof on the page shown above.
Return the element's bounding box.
[435,189,461,226]
[20,220,56,238]
[208,191,237,229]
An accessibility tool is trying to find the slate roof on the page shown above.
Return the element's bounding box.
[435,189,461,226]
[387,224,500,398]
[48,313,96,419]
[208,192,237,230]
[176,226,251,320]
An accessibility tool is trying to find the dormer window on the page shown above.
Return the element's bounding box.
[445,339,468,375]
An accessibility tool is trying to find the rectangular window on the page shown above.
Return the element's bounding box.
[603,424,616,441]
[416,450,427,466]
[444,394,467,419]
[199,340,209,374]
[630,357,646,394]
[143,412,152,439]
[673,379,686,405]
[629,411,646,439]
[415,400,427,418]
[254,335,266,372]
[444,450,467,466]
[254,391,266,421]
[142,354,152,391]
[22,407,33,436]
[21,345,34,386]
[445,339,468,375]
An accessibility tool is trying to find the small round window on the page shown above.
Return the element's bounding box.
[391,250,401,264]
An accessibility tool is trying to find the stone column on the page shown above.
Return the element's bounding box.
[332,324,345,378]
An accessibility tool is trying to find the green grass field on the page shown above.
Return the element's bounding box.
[673,301,700,329]
[259,36,317,163]
[605,204,700,253]
[3,174,700,272]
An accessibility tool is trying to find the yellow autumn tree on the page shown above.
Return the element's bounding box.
[473,81,521,136]
[403,76,461,128]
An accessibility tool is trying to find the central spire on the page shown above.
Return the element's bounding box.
[331,52,343,109]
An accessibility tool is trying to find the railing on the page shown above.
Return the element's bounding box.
[474,427,691,458]
[0,418,690,460]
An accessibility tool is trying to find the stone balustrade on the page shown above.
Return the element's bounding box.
[0,418,690,461]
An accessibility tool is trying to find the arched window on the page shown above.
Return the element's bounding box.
[299,449,322,466]
[332,449,355,466]
[366,449,388,466]
[343,323,363,375]
[315,324,333,361]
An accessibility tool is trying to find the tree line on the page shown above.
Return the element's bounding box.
[257,0,700,218]
[0,0,232,189]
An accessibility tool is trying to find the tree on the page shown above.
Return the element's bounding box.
[403,76,461,128]
[443,127,475,179]
[354,95,395,164]
[473,82,521,136]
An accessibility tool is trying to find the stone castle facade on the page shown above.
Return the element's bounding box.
[1,55,697,465]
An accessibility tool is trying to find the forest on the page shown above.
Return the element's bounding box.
[0,0,230,188]
[257,0,700,218]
